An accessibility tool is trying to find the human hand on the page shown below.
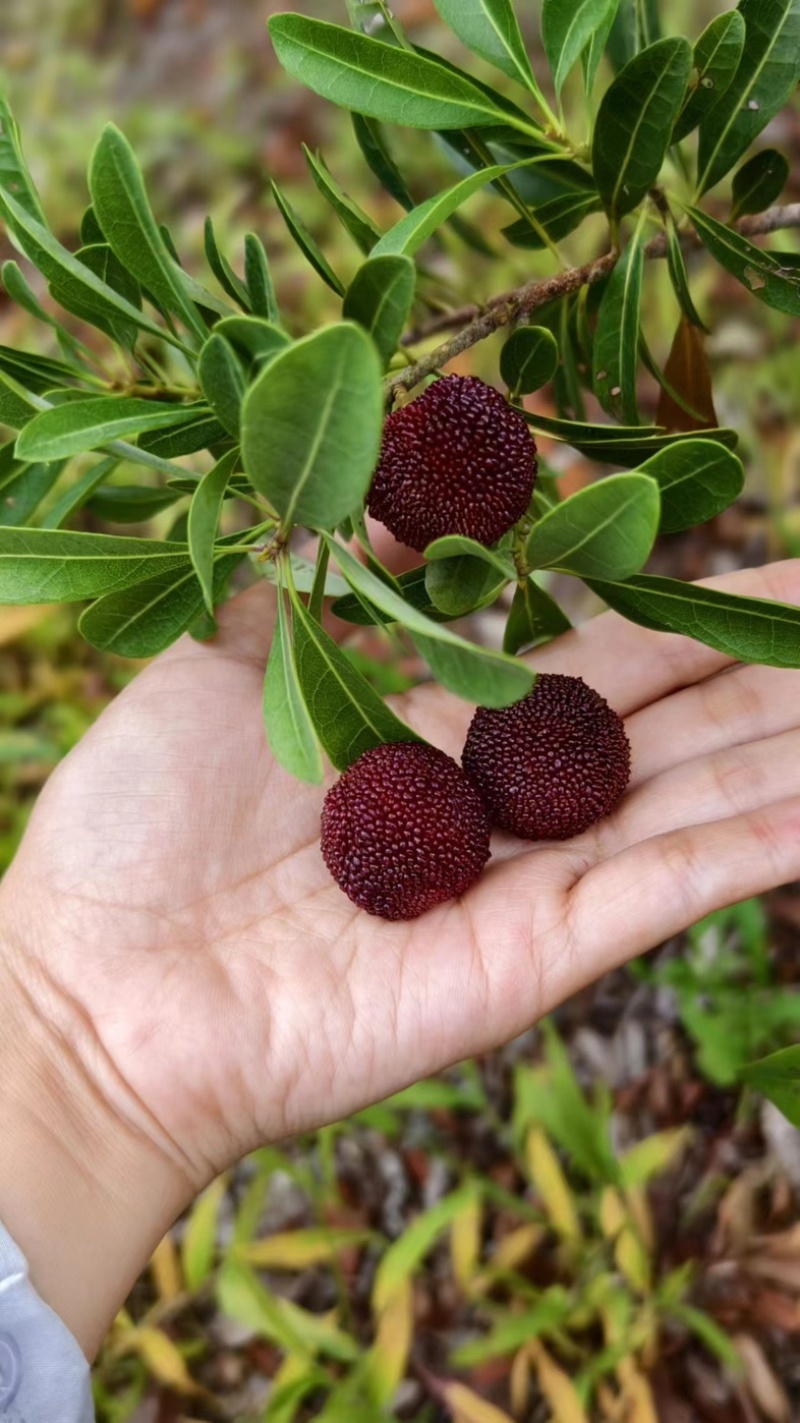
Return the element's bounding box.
[2,558,799,1354]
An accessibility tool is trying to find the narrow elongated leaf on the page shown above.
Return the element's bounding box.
[204,216,251,310]
[1,260,90,359]
[501,190,601,250]
[0,370,41,429]
[592,38,692,220]
[214,315,289,370]
[243,232,279,322]
[453,1290,572,1365]
[637,438,744,533]
[582,0,621,92]
[0,345,87,394]
[351,114,414,211]
[303,145,382,253]
[88,125,206,338]
[655,316,718,433]
[543,0,619,95]
[139,413,229,460]
[672,12,745,143]
[0,85,46,224]
[87,485,180,523]
[500,327,559,396]
[343,255,416,369]
[730,148,788,220]
[742,1046,800,1127]
[17,398,210,463]
[689,206,800,318]
[520,409,738,466]
[50,242,142,351]
[0,527,190,604]
[188,449,239,614]
[330,540,535,706]
[374,1185,482,1310]
[79,550,243,657]
[268,14,535,134]
[593,227,645,423]
[0,460,63,527]
[241,323,383,531]
[271,181,345,296]
[527,473,659,579]
[41,457,118,529]
[697,0,800,196]
[291,592,419,771]
[199,334,246,438]
[503,577,572,654]
[0,186,177,350]
[263,589,324,783]
[432,0,536,92]
[586,573,800,667]
[371,162,527,257]
[332,564,444,626]
[665,215,707,330]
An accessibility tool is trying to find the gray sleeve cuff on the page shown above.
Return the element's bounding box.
[0,1219,94,1422]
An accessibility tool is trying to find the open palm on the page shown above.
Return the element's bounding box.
[5,559,800,1196]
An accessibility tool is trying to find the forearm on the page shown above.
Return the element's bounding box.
[0,920,190,1360]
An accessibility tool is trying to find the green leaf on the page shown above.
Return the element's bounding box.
[527,472,659,579]
[16,398,211,463]
[50,242,142,351]
[88,124,206,338]
[0,84,47,225]
[431,0,537,93]
[582,0,621,92]
[637,438,744,533]
[199,334,246,439]
[87,484,180,523]
[500,326,559,396]
[373,1184,482,1310]
[138,412,229,461]
[585,573,800,667]
[241,323,383,532]
[270,180,345,297]
[520,408,739,466]
[332,564,443,626]
[343,254,416,370]
[423,534,515,582]
[501,190,601,250]
[592,37,692,220]
[1,260,91,360]
[0,369,41,429]
[592,229,645,424]
[0,345,88,395]
[452,1289,572,1365]
[303,145,382,253]
[330,540,535,707]
[188,449,239,615]
[351,114,414,211]
[79,550,243,657]
[243,232,279,322]
[697,0,800,196]
[742,1045,800,1127]
[730,148,789,221]
[0,527,191,604]
[0,186,179,351]
[543,0,620,95]
[0,460,63,527]
[371,161,528,257]
[268,13,535,134]
[672,11,745,143]
[689,206,800,318]
[204,216,251,310]
[424,555,507,618]
[504,576,572,654]
[263,587,324,784]
[665,213,707,331]
[214,315,290,371]
[41,456,118,529]
[291,591,419,771]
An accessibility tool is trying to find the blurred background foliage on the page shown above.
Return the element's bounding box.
[1,1,800,1419]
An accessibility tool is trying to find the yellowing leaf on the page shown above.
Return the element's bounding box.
[620,1129,691,1188]
[493,1224,544,1273]
[119,1327,198,1394]
[451,1194,483,1289]
[600,1188,651,1294]
[617,1362,659,1423]
[374,1183,481,1311]
[529,1341,589,1423]
[181,1174,227,1292]
[510,1346,531,1417]
[526,1129,581,1242]
[365,1274,414,1407]
[236,1227,371,1270]
[150,1232,183,1302]
[442,1380,516,1423]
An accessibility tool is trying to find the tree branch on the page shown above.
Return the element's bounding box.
[389,202,800,399]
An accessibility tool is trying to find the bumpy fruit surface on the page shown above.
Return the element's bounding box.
[367,374,537,551]
[462,674,630,841]
[321,742,492,921]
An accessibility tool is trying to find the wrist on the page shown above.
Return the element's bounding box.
[0,912,192,1358]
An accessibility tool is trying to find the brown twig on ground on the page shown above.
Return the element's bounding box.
[389,202,800,399]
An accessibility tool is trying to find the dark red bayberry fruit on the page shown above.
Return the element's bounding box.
[321,742,492,921]
[367,374,537,551]
[462,674,630,841]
